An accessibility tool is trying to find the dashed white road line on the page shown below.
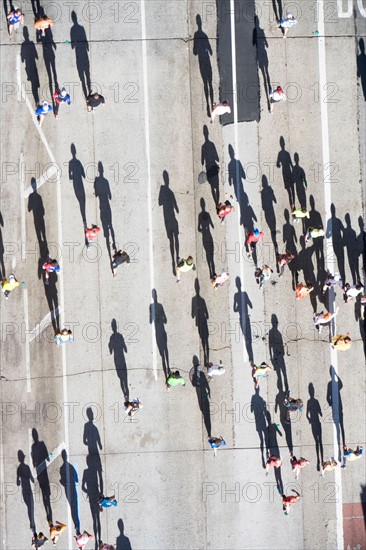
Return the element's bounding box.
[26,308,61,343]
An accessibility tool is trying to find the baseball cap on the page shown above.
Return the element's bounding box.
[254,228,260,236]
[277,86,283,93]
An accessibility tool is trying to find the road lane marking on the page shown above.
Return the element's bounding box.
[317,2,344,548]
[23,165,58,198]
[141,0,157,380]
[33,441,66,478]
[26,308,61,342]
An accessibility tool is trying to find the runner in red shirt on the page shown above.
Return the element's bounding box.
[217,200,234,223]
[282,490,300,515]
[85,225,100,247]
[245,228,264,261]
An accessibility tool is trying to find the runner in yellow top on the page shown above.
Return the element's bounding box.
[2,274,20,299]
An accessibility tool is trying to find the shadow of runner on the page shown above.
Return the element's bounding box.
[326,366,345,462]
[266,411,284,495]
[16,450,36,532]
[115,518,132,550]
[233,277,254,363]
[250,388,268,469]
[357,38,366,101]
[21,27,40,106]
[191,355,211,437]
[193,14,214,117]
[268,314,289,393]
[44,270,60,333]
[282,208,298,287]
[28,178,48,258]
[70,10,91,98]
[40,25,58,105]
[109,319,129,399]
[198,198,215,279]
[306,383,324,471]
[30,429,52,523]
[272,0,283,21]
[82,455,102,548]
[68,143,87,229]
[158,171,180,275]
[253,16,271,111]
[308,195,325,284]
[94,162,116,262]
[59,450,80,534]
[343,213,360,285]
[277,137,294,208]
[261,174,278,256]
[275,383,293,454]
[149,289,170,380]
[326,203,345,285]
[292,153,307,210]
[83,407,103,496]
[201,126,220,207]
[191,279,210,365]
[0,210,4,279]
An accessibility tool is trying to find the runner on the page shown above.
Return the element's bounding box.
[54,329,74,346]
[282,490,301,515]
[210,100,231,122]
[86,92,105,112]
[74,531,93,550]
[207,361,225,379]
[283,394,303,423]
[48,521,67,545]
[252,362,272,389]
[295,282,314,300]
[112,250,130,278]
[208,436,227,456]
[321,458,337,477]
[34,15,54,36]
[342,445,363,468]
[176,256,196,282]
[166,371,185,391]
[291,206,310,223]
[277,251,295,277]
[7,7,25,36]
[269,86,286,113]
[98,543,116,550]
[265,455,282,474]
[254,265,273,289]
[331,333,352,351]
[278,12,298,37]
[85,225,101,247]
[124,398,143,417]
[245,228,264,258]
[1,274,20,299]
[313,307,339,333]
[99,495,118,511]
[305,227,325,243]
[217,200,234,223]
[35,101,52,126]
[322,271,343,294]
[42,258,60,285]
[343,282,364,303]
[52,87,71,119]
[31,533,48,548]
[290,455,310,479]
[211,269,229,289]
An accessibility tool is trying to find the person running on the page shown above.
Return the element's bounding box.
[166,370,185,391]
[86,92,105,112]
[98,543,116,550]
[124,398,143,417]
[207,361,225,379]
[52,87,71,118]
[99,495,118,511]
[112,250,130,277]
[282,490,300,515]
[210,100,231,122]
[305,227,325,242]
[342,445,363,468]
[290,455,310,479]
[343,282,364,303]
[252,362,272,389]
[211,269,229,289]
[2,274,20,299]
[360,295,366,320]
[176,256,196,282]
[35,101,52,126]
[321,458,337,477]
[269,86,286,113]
[42,258,60,285]
[217,200,234,223]
[34,15,54,36]
[278,12,298,37]
[313,307,339,333]
[245,228,264,256]
[331,333,352,351]
[31,532,48,548]
[266,455,282,473]
[283,393,303,423]
[295,282,314,300]
[54,329,74,346]
[7,7,25,35]
[254,265,273,289]
[85,225,101,247]
[322,271,343,294]
[277,251,295,277]
[74,531,93,550]
[48,521,67,545]
[208,436,226,452]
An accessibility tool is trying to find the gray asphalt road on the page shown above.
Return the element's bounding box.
[0,1,365,549]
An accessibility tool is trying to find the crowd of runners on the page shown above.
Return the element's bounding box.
[1,2,365,548]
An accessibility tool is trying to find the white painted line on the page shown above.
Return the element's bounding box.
[26,308,61,343]
[141,0,157,380]
[24,288,31,392]
[23,165,58,198]
[0,399,6,549]
[33,441,66,478]
[317,3,343,549]
[230,0,249,363]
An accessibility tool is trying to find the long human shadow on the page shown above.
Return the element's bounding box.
[233,277,254,362]
[275,382,293,454]
[268,314,289,393]
[253,16,271,111]
[308,195,326,285]
[59,449,80,534]
[266,411,284,495]
[149,289,170,379]
[306,383,324,471]
[158,171,179,275]
[261,174,278,256]
[357,216,366,276]
[292,153,307,209]
[191,355,211,437]
[30,429,52,523]
[201,125,220,207]
[83,407,103,496]
[82,455,102,548]
[343,213,360,284]
[191,279,210,365]
[198,198,215,278]
[277,137,294,208]
[28,178,48,259]
[282,208,298,287]
[272,0,283,21]
[250,388,268,469]
[40,25,58,106]
[109,319,129,399]
[31,0,41,17]
[297,235,317,311]
[16,450,36,532]
[69,143,87,229]
[228,145,246,210]
[70,10,91,98]
[94,162,116,262]
[193,14,214,117]
[326,366,345,462]
[21,27,40,106]
[326,203,345,285]
[357,38,366,101]
[116,518,132,550]
[0,210,4,279]
[44,267,60,333]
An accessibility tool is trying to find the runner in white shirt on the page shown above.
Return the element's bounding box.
[269,86,286,113]
[211,100,231,122]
